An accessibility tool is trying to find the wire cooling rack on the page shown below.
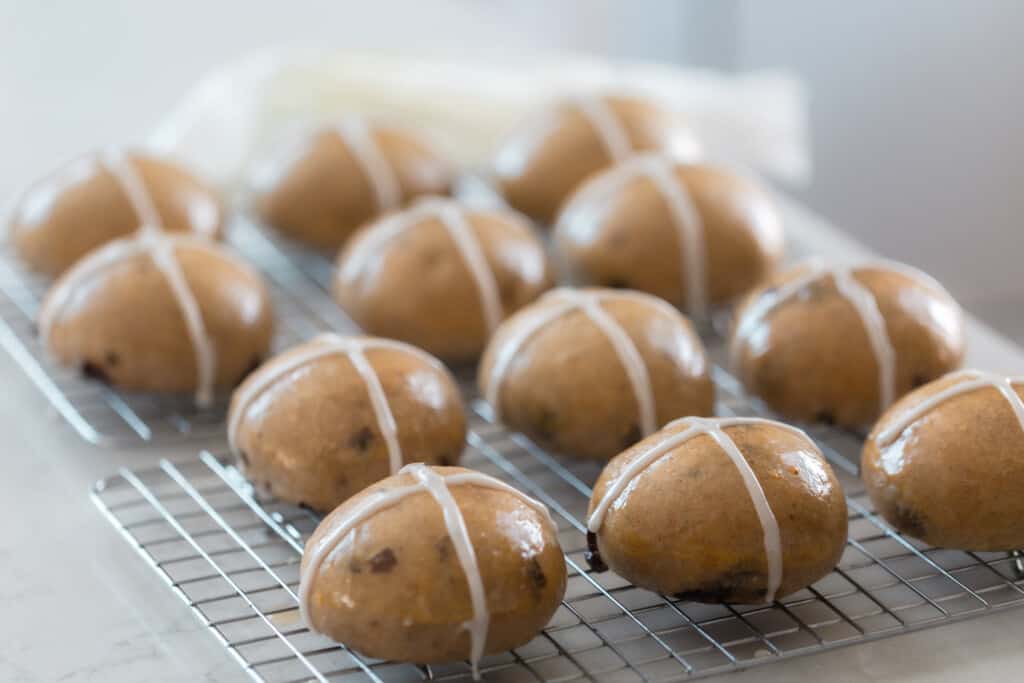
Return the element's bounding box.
[91,351,1024,682]
[0,220,355,446]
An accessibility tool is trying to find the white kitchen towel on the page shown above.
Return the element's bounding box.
[148,47,809,193]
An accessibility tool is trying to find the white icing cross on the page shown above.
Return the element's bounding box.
[588,416,812,604]
[730,259,955,413]
[558,153,708,315]
[338,197,504,335]
[334,116,402,213]
[875,369,1024,447]
[38,149,218,407]
[298,463,553,680]
[485,288,695,439]
[572,96,633,163]
[228,333,445,475]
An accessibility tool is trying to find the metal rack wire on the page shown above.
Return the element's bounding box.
[0,219,355,446]
[92,353,1024,682]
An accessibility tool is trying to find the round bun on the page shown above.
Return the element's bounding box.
[299,464,566,671]
[228,334,467,512]
[478,287,714,460]
[493,95,701,225]
[334,198,552,363]
[730,260,965,427]
[253,118,451,250]
[10,150,224,277]
[863,370,1024,550]
[39,231,273,404]
[587,417,847,603]
[554,156,783,315]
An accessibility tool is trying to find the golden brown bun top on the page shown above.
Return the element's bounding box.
[729,260,965,424]
[493,95,702,225]
[301,465,557,577]
[554,158,784,309]
[228,332,455,435]
[478,286,710,398]
[226,334,467,513]
[334,198,553,363]
[867,370,1024,469]
[298,464,566,663]
[9,150,224,277]
[476,286,715,460]
[252,121,453,250]
[37,231,273,400]
[863,370,1024,550]
[588,417,840,520]
[733,261,965,346]
[587,416,847,601]
[40,232,266,327]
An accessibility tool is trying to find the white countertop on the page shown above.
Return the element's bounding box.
[1,199,1023,682]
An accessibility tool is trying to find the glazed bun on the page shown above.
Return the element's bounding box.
[39,229,273,405]
[863,370,1024,550]
[493,95,701,225]
[478,287,714,460]
[588,417,847,603]
[730,260,965,427]
[252,117,452,250]
[299,464,566,674]
[554,155,783,315]
[334,197,553,364]
[228,334,466,513]
[9,149,224,277]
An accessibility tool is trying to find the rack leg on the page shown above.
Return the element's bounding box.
[1011,550,1024,579]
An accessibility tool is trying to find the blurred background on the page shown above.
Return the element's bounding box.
[2,0,1022,340]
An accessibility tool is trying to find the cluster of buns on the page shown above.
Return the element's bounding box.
[238,94,857,666]
[12,91,1018,677]
[12,150,273,405]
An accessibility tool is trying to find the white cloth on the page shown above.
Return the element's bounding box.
[148,48,810,193]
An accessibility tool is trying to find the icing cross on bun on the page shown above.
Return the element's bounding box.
[479,287,713,459]
[730,258,965,427]
[485,288,664,436]
[228,334,466,512]
[334,197,552,363]
[38,151,272,406]
[253,115,452,250]
[333,116,403,213]
[299,464,565,678]
[493,94,702,225]
[9,148,224,277]
[554,154,783,316]
[228,334,433,472]
[863,370,1024,550]
[587,416,847,604]
[874,369,1024,447]
[572,95,635,163]
[589,417,798,602]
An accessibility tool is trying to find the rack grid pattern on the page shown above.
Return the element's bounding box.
[0,220,355,446]
[92,364,1024,682]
